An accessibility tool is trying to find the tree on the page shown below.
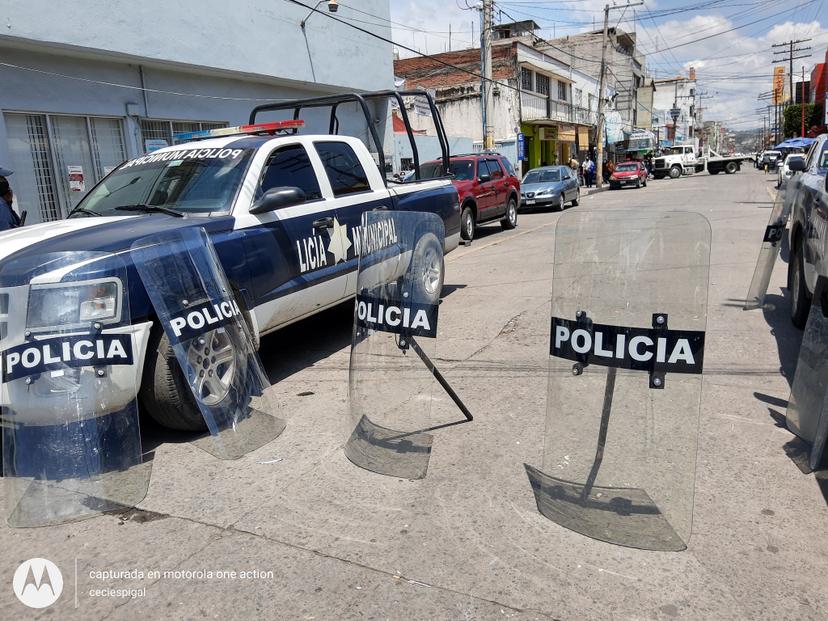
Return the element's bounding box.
[784,103,824,138]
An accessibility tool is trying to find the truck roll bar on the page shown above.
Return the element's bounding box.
[249,90,451,183]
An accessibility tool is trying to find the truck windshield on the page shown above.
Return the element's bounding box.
[70,147,254,217]
[419,160,475,181]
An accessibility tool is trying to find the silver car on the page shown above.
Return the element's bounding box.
[520,165,580,211]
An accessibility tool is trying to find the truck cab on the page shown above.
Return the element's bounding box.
[653,145,698,179]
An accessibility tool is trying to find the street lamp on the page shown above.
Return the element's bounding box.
[300,0,338,29]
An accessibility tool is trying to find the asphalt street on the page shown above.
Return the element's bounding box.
[3,167,826,620]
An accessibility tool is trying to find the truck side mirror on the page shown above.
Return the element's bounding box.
[788,158,806,172]
[250,186,306,214]
[478,173,491,183]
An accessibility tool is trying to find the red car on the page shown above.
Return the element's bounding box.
[609,161,648,190]
[419,154,520,242]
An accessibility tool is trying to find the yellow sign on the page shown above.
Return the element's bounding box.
[772,66,785,105]
[578,127,590,145]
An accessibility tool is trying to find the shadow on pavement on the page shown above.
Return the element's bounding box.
[761,291,803,388]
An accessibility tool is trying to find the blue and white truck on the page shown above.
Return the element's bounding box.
[0,91,460,431]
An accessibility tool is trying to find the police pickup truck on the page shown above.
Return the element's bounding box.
[786,133,828,327]
[0,93,460,431]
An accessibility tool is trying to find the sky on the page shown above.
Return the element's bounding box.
[378,0,828,130]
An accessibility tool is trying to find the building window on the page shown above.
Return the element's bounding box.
[4,112,126,224]
[574,88,583,106]
[139,119,228,151]
[521,67,534,91]
[535,74,550,96]
[557,81,568,101]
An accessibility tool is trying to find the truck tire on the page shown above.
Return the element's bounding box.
[789,240,811,329]
[411,232,444,305]
[500,196,517,230]
[669,165,682,179]
[460,205,475,242]
[140,328,209,431]
[725,161,738,174]
[709,169,719,175]
[571,188,580,206]
[653,173,665,180]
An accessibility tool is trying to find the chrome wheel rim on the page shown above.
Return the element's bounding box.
[188,329,235,406]
[559,196,564,210]
[422,245,442,296]
[508,202,516,224]
[464,212,473,237]
[793,258,801,312]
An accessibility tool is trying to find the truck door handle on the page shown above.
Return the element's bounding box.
[313,217,334,230]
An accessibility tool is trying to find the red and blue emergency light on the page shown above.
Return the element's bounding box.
[175,120,305,142]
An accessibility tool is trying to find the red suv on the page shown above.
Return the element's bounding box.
[419,154,520,242]
[609,161,648,190]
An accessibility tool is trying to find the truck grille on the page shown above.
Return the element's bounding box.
[655,158,666,168]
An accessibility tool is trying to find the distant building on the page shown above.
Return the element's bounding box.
[652,73,698,148]
[394,27,605,173]
[810,49,827,123]
[545,28,647,131]
[0,1,393,224]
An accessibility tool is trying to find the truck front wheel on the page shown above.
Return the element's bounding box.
[669,166,682,179]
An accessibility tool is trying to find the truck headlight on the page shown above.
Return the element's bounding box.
[27,279,121,329]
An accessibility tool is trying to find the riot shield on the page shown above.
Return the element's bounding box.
[786,276,828,472]
[744,187,790,309]
[527,210,710,551]
[346,210,471,479]
[131,227,284,460]
[0,252,151,527]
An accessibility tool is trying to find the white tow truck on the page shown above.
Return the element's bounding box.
[652,145,750,179]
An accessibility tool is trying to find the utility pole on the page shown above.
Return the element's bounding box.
[594,1,643,188]
[772,38,811,138]
[801,66,806,136]
[481,0,494,149]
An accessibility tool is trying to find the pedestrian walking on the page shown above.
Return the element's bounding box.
[0,166,21,231]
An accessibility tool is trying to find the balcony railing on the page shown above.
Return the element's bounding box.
[520,92,597,126]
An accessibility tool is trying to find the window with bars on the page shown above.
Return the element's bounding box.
[535,74,550,96]
[139,119,229,149]
[557,81,568,102]
[4,112,126,224]
[521,67,534,91]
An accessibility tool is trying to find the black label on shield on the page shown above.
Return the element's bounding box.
[166,299,243,344]
[551,317,705,374]
[2,334,134,382]
[355,293,438,338]
[764,225,784,243]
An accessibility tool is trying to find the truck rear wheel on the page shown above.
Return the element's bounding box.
[460,205,475,241]
[669,166,682,179]
[725,161,738,174]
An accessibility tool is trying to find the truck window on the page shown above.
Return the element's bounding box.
[486,159,503,179]
[500,157,516,177]
[258,144,321,202]
[478,160,494,181]
[315,141,371,197]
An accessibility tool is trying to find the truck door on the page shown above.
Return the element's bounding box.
[476,159,499,219]
[308,140,395,298]
[242,142,348,333]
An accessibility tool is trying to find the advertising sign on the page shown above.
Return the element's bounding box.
[772,67,785,105]
[558,126,576,142]
[144,139,169,153]
[517,132,525,161]
[67,165,84,192]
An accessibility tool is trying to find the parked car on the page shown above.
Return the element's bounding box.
[778,153,806,188]
[419,153,520,242]
[0,92,461,431]
[786,134,828,327]
[609,161,648,190]
[519,165,580,211]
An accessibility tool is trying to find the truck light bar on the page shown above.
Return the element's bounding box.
[175,120,305,142]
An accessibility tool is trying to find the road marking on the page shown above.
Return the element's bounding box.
[447,219,558,263]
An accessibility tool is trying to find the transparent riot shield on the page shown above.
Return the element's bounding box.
[786,276,828,472]
[131,228,284,460]
[526,210,710,551]
[346,210,471,479]
[744,187,790,309]
[0,252,151,527]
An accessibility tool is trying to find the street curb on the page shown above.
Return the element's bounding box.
[584,186,609,196]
